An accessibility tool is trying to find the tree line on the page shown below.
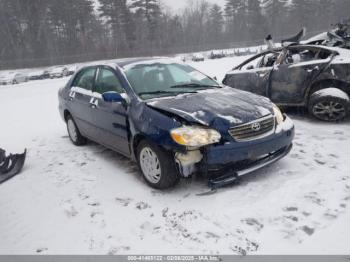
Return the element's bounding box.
[0,0,349,69]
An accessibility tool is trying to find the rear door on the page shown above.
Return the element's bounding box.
[68,67,97,138]
[269,46,333,104]
[223,52,277,97]
[90,66,130,156]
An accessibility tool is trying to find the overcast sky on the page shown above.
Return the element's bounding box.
[161,0,226,12]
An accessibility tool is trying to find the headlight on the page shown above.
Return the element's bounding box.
[273,106,284,125]
[171,126,221,147]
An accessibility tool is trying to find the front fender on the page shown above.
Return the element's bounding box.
[129,102,185,159]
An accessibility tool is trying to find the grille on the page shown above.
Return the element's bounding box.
[229,115,275,142]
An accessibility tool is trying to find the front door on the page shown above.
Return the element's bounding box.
[224,53,276,97]
[68,67,97,138]
[269,47,332,104]
[90,66,130,156]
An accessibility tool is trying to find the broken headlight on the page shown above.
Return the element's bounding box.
[273,106,284,125]
[171,126,221,147]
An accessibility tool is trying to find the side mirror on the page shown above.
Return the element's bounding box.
[213,76,218,80]
[247,65,254,70]
[102,92,125,103]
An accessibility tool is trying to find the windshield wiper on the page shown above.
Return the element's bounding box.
[170,83,221,89]
[138,90,197,97]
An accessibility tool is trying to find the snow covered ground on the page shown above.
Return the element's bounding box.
[0,57,350,255]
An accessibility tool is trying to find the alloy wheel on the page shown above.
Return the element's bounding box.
[313,101,346,121]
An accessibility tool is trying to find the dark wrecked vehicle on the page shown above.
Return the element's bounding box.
[58,58,294,189]
[223,45,350,122]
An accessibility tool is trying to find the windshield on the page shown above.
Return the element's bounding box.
[124,62,219,99]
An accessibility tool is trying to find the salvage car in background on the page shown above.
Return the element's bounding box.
[28,70,50,80]
[50,66,69,78]
[59,58,294,189]
[192,53,205,62]
[66,64,79,76]
[0,72,28,85]
[223,45,350,122]
[210,50,226,59]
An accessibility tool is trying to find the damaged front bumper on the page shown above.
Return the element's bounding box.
[175,116,295,188]
[207,144,293,189]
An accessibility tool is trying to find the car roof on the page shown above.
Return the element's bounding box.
[84,57,177,69]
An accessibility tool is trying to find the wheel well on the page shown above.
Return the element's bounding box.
[308,80,349,100]
[63,110,71,122]
[132,134,146,159]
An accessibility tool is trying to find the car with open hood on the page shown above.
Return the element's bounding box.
[223,45,350,122]
[58,58,294,189]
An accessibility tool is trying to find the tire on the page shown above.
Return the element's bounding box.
[137,140,180,190]
[66,115,87,146]
[12,80,17,85]
[308,88,349,122]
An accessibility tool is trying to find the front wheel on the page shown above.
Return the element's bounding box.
[309,88,349,122]
[66,115,87,146]
[137,141,180,190]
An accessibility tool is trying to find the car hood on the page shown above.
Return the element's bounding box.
[146,87,274,130]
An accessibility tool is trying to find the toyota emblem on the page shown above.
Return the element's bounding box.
[251,122,261,132]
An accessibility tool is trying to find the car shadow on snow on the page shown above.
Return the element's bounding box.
[82,140,291,196]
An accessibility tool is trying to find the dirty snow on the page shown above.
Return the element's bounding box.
[0,57,350,255]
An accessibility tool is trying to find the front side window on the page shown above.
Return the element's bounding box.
[124,63,219,99]
[95,68,124,94]
[72,68,96,91]
[284,48,332,65]
[240,56,264,70]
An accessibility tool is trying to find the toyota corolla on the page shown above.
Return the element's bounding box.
[58,58,295,189]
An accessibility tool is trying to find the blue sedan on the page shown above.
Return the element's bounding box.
[58,58,295,189]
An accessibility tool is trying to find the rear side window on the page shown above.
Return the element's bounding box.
[72,68,96,91]
[95,68,124,94]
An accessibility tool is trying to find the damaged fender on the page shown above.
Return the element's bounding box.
[0,148,27,184]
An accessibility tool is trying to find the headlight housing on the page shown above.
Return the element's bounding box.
[171,126,221,147]
[273,105,284,125]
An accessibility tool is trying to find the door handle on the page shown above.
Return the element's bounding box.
[90,98,98,109]
[256,72,268,78]
[305,66,319,73]
[69,91,76,101]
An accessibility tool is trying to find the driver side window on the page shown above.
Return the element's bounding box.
[95,68,124,94]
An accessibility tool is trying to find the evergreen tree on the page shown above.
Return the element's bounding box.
[131,0,161,49]
[208,4,224,43]
[224,0,245,40]
[99,0,135,54]
[245,0,267,40]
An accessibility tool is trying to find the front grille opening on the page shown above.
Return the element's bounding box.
[229,115,275,142]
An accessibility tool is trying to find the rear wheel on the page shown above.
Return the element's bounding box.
[309,88,349,122]
[137,140,179,189]
[66,115,87,146]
